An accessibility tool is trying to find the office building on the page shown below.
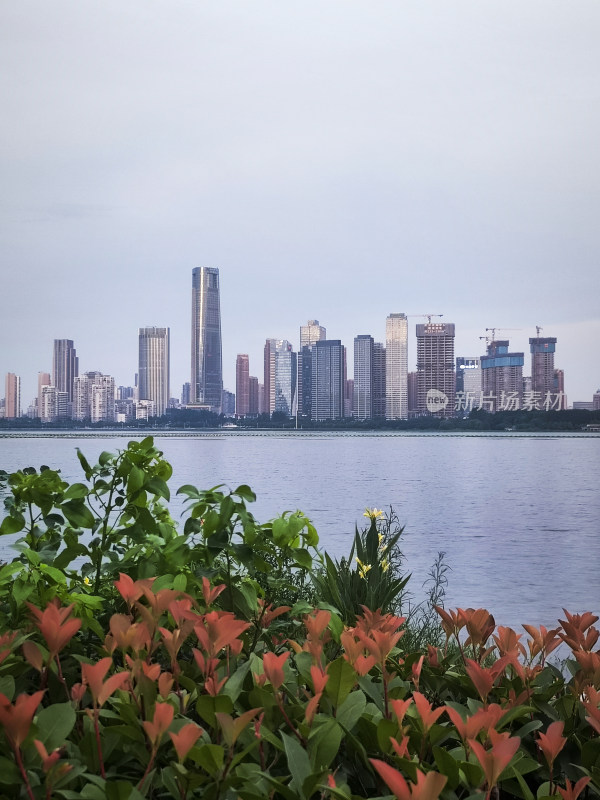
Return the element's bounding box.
[385,313,408,420]
[53,340,78,406]
[345,379,354,418]
[312,340,345,421]
[354,335,374,420]
[236,354,250,417]
[298,320,326,417]
[4,373,21,419]
[191,267,222,412]
[274,340,296,417]
[373,342,386,418]
[248,376,259,415]
[456,357,482,395]
[222,390,236,416]
[416,322,456,417]
[481,340,524,412]
[407,371,418,414]
[138,326,170,416]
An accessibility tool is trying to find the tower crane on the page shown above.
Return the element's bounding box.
[408,314,444,325]
[536,325,543,338]
[484,327,522,342]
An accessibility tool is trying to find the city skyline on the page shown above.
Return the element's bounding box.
[1,279,598,413]
[1,4,599,405]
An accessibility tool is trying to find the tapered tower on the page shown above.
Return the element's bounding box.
[191,267,222,412]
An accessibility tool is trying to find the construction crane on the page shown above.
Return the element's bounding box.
[408,314,444,325]
[484,327,522,342]
[535,325,543,338]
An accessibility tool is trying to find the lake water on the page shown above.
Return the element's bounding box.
[1,430,599,631]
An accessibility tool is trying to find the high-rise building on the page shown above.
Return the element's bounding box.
[236,355,250,417]
[373,342,386,419]
[300,320,326,349]
[385,313,408,420]
[274,340,296,417]
[138,327,170,416]
[354,335,374,420]
[191,267,222,412]
[4,373,21,419]
[416,322,455,417]
[248,376,259,415]
[593,390,600,411]
[222,390,236,416]
[90,375,115,423]
[312,340,345,421]
[264,339,276,415]
[298,320,326,417]
[40,386,68,423]
[529,336,557,396]
[53,340,78,405]
[181,382,191,406]
[37,372,51,418]
[456,357,482,395]
[481,340,524,412]
[73,371,102,421]
[407,371,418,414]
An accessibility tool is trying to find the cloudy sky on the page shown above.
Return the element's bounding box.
[1,1,599,406]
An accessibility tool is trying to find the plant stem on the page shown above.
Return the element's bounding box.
[13,745,36,800]
[93,707,106,778]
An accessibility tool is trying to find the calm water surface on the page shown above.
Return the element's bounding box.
[1,431,598,631]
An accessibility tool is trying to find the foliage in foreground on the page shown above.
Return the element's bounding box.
[0,438,599,800]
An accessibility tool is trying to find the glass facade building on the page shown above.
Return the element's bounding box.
[191,267,222,412]
[385,313,408,420]
[312,340,345,421]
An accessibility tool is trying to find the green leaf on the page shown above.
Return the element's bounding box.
[0,756,21,785]
[281,731,312,799]
[0,562,22,583]
[36,702,76,751]
[61,500,95,529]
[146,477,170,500]
[336,689,367,732]
[224,660,251,703]
[0,676,15,700]
[195,694,233,727]
[0,512,25,535]
[105,782,146,800]
[308,719,343,768]
[325,657,357,707]
[63,483,89,500]
[12,577,35,606]
[235,484,256,502]
[293,548,313,569]
[191,744,224,776]
[433,745,460,790]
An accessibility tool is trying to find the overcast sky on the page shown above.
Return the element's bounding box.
[1,1,599,406]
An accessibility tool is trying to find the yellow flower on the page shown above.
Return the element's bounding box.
[83,577,91,586]
[355,557,372,579]
[381,558,390,574]
[364,508,384,520]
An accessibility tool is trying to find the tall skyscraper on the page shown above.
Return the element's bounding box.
[264,339,276,415]
[191,267,222,412]
[416,322,455,417]
[4,373,21,419]
[248,376,259,415]
[481,340,524,411]
[354,335,374,420]
[236,354,250,417]
[373,342,386,419]
[90,375,116,423]
[53,340,78,404]
[300,320,326,349]
[298,320,326,418]
[275,340,296,417]
[529,336,557,396]
[139,326,170,416]
[312,340,345,421]
[385,313,408,420]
